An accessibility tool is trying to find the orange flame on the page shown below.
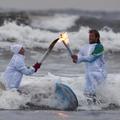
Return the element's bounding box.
[59,32,69,44]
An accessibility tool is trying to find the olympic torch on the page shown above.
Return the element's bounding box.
[59,32,73,57]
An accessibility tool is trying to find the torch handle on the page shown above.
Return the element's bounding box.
[62,41,73,57]
[39,50,50,64]
[39,38,59,64]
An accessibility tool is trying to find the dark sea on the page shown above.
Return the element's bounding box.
[0,9,120,120]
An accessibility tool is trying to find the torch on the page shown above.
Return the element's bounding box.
[39,32,73,65]
[39,38,59,64]
[59,32,73,57]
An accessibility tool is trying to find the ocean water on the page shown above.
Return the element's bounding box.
[0,10,120,119]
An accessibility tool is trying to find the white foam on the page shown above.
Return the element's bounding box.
[0,73,120,110]
[0,21,59,49]
[0,90,28,109]
[0,21,120,52]
[31,14,79,31]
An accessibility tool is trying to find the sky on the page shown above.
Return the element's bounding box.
[0,0,120,12]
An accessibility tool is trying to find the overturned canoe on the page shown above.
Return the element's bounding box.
[55,83,78,111]
[20,82,78,111]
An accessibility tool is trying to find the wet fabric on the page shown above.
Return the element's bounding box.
[3,54,35,89]
[77,43,107,95]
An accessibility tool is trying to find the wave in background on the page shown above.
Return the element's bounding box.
[0,21,119,52]
[0,10,119,111]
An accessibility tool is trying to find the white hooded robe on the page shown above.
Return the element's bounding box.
[3,44,35,89]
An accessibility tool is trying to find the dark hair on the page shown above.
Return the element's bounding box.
[89,29,100,43]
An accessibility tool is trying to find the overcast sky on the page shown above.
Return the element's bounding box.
[0,0,120,11]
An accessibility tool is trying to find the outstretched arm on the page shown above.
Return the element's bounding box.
[15,59,35,75]
[77,54,100,63]
[73,44,104,63]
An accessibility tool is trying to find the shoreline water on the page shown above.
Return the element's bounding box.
[0,110,120,120]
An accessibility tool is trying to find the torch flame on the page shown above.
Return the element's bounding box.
[59,32,69,44]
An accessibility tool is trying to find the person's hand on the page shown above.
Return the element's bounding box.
[71,55,78,63]
[33,62,41,72]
